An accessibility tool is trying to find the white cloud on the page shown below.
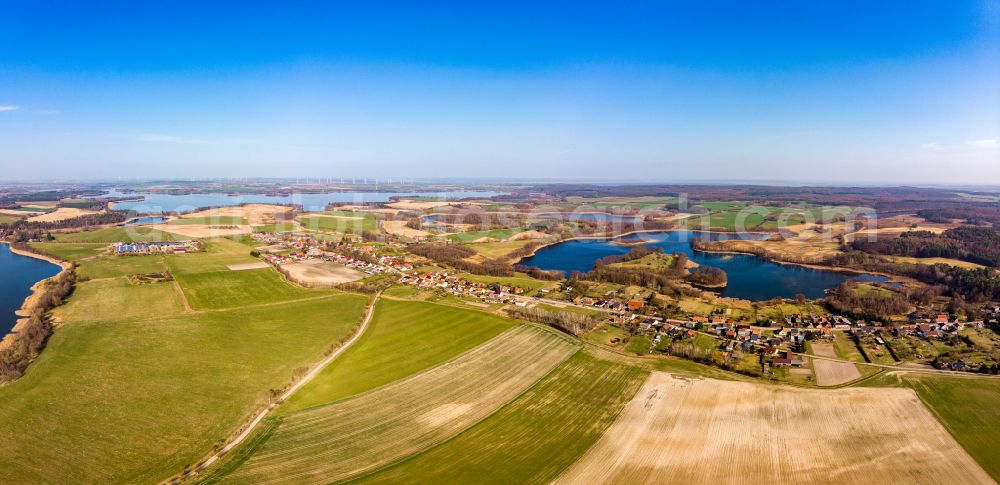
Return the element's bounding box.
[920,142,944,150]
[0,105,19,112]
[966,138,998,148]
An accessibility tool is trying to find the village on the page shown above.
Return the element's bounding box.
[398,270,1000,374]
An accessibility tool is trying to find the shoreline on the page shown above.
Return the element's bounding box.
[687,245,909,284]
[0,241,71,352]
[512,227,774,265]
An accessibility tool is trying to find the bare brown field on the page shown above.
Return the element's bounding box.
[26,207,98,222]
[810,342,861,386]
[183,204,294,225]
[227,262,270,271]
[888,256,987,270]
[0,209,40,217]
[149,223,250,238]
[222,326,577,484]
[555,372,993,485]
[382,220,431,238]
[507,229,550,240]
[702,238,842,264]
[280,259,365,287]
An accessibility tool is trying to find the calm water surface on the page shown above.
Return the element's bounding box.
[96,190,504,213]
[0,245,61,335]
[123,216,168,226]
[520,230,888,301]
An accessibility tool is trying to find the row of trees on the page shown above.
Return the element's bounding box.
[408,242,515,276]
[828,251,1000,302]
[506,305,600,336]
[0,264,76,383]
[0,210,129,232]
[823,280,912,320]
[851,226,1000,268]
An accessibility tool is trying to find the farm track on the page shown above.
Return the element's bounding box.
[221,325,578,484]
[175,292,383,483]
[555,372,995,485]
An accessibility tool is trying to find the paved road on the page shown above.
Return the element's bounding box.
[173,291,382,482]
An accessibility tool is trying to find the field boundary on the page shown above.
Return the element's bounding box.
[168,291,382,484]
[342,344,580,483]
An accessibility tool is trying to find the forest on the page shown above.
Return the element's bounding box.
[851,226,1000,268]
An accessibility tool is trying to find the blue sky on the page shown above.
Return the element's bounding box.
[1,1,998,184]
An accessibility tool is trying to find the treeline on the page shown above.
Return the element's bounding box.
[0,210,129,232]
[0,264,76,383]
[829,252,1000,302]
[824,280,911,320]
[58,200,105,210]
[408,242,514,276]
[851,226,1000,268]
[512,265,564,280]
[506,305,600,336]
[917,207,1000,227]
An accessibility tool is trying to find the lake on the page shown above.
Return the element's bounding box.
[94,190,505,213]
[0,245,61,335]
[123,216,168,226]
[519,230,888,301]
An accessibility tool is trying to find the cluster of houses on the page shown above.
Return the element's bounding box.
[889,320,984,339]
[399,272,528,304]
[250,232,415,276]
[112,240,198,255]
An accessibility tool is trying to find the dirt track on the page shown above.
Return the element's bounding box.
[556,372,993,485]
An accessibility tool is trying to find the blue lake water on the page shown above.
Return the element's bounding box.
[520,230,888,301]
[0,245,61,335]
[95,190,504,214]
[123,216,168,226]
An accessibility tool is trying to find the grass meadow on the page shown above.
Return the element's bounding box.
[358,350,647,484]
[284,299,515,412]
[0,235,369,483]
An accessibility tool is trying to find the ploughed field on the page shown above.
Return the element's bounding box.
[4,225,999,484]
[555,372,993,485]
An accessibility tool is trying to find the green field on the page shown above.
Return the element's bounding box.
[358,351,648,484]
[252,223,298,233]
[30,242,106,261]
[457,272,556,293]
[297,211,378,234]
[860,373,1000,480]
[173,268,327,310]
[0,234,373,483]
[0,294,367,483]
[284,299,516,412]
[53,276,185,323]
[448,227,525,242]
[158,238,329,310]
[212,326,577,483]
